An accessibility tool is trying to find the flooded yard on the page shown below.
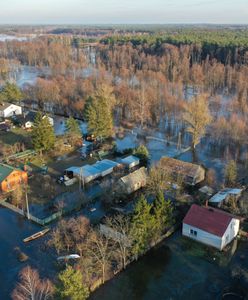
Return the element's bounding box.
[1,209,248,300]
[90,232,248,300]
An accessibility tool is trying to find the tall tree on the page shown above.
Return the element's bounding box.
[153,191,174,242]
[130,195,154,259]
[12,266,53,300]
[105,214,132,270]
[32,112,55,154]
[183,94,212,149]
[0,82,23,103]
[56,266,89,300]
[65,116,81,143]
[224,160,237,187]
[84,85,115,139]
[85,228,113,284]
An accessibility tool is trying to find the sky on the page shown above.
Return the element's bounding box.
[0,0,247,24]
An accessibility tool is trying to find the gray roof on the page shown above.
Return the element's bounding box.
[94,159,120,172]
[209,188,243,203]
[121,155,139,166]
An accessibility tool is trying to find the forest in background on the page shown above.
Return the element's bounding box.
[0,26,248,155]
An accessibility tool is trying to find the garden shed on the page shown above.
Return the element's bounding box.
[121,155,140,168]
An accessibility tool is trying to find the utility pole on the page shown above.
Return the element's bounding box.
[177,131,182,152]
[79,167,84,191]
[25,185,30,220]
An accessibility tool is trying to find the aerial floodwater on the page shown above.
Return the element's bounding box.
[1,205,247,300]
[90,233,248,300]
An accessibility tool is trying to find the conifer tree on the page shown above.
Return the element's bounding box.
[0,82,23,103]
[153,191,174,241]
[84,86,115,139]
[130,195,155,259]
[32,112,55,155]
[65,116,81,142]
[56,266,89,300]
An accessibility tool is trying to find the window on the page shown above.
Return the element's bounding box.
[190,229,197,236]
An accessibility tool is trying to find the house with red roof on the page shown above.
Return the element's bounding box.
[182,204,240,250]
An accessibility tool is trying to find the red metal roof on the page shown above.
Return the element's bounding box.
[183,204,235,237]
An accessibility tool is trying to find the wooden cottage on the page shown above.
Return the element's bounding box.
[0,164,28,193]
[159,157,205,186]
[117,167,148,194]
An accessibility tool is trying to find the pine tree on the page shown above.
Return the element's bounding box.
[84,86,115,139]
[133,145,150,166]
[130,195,155,259]
[32,112,55,155]
[0,82,23,103]
[56,266,89,300]
[65,116,81,142]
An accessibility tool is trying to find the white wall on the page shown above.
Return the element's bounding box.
[3,105,22,118]
[182,223,222,250]
[221,218,240,250]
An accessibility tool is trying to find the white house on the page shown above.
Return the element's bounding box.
[16,111,54,129]
[182,204,240,250]
[0,102,22,118]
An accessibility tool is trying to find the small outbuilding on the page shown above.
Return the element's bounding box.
[209,188,243,207]
[66,165,100,184]
[159,157,205,186]
[117,167,147,194]
[121,155,140,169]
[0,163,28,193]
[182,204,240,250]
[0,102,22,118]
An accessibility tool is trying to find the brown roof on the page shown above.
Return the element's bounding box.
[159,157,202,178]
[183,204,237,237]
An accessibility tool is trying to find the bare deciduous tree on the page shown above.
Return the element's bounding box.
[105,214,132,269]
[12,266,53,300]
[85,228,113,284]
[183,94,212,149]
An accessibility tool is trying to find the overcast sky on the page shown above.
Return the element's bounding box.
[0,0,247,24]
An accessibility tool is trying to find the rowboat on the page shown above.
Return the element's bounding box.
[23,228,50,243]
[57,254,80,261]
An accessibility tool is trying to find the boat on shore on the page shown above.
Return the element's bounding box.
[23,228,50,243]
